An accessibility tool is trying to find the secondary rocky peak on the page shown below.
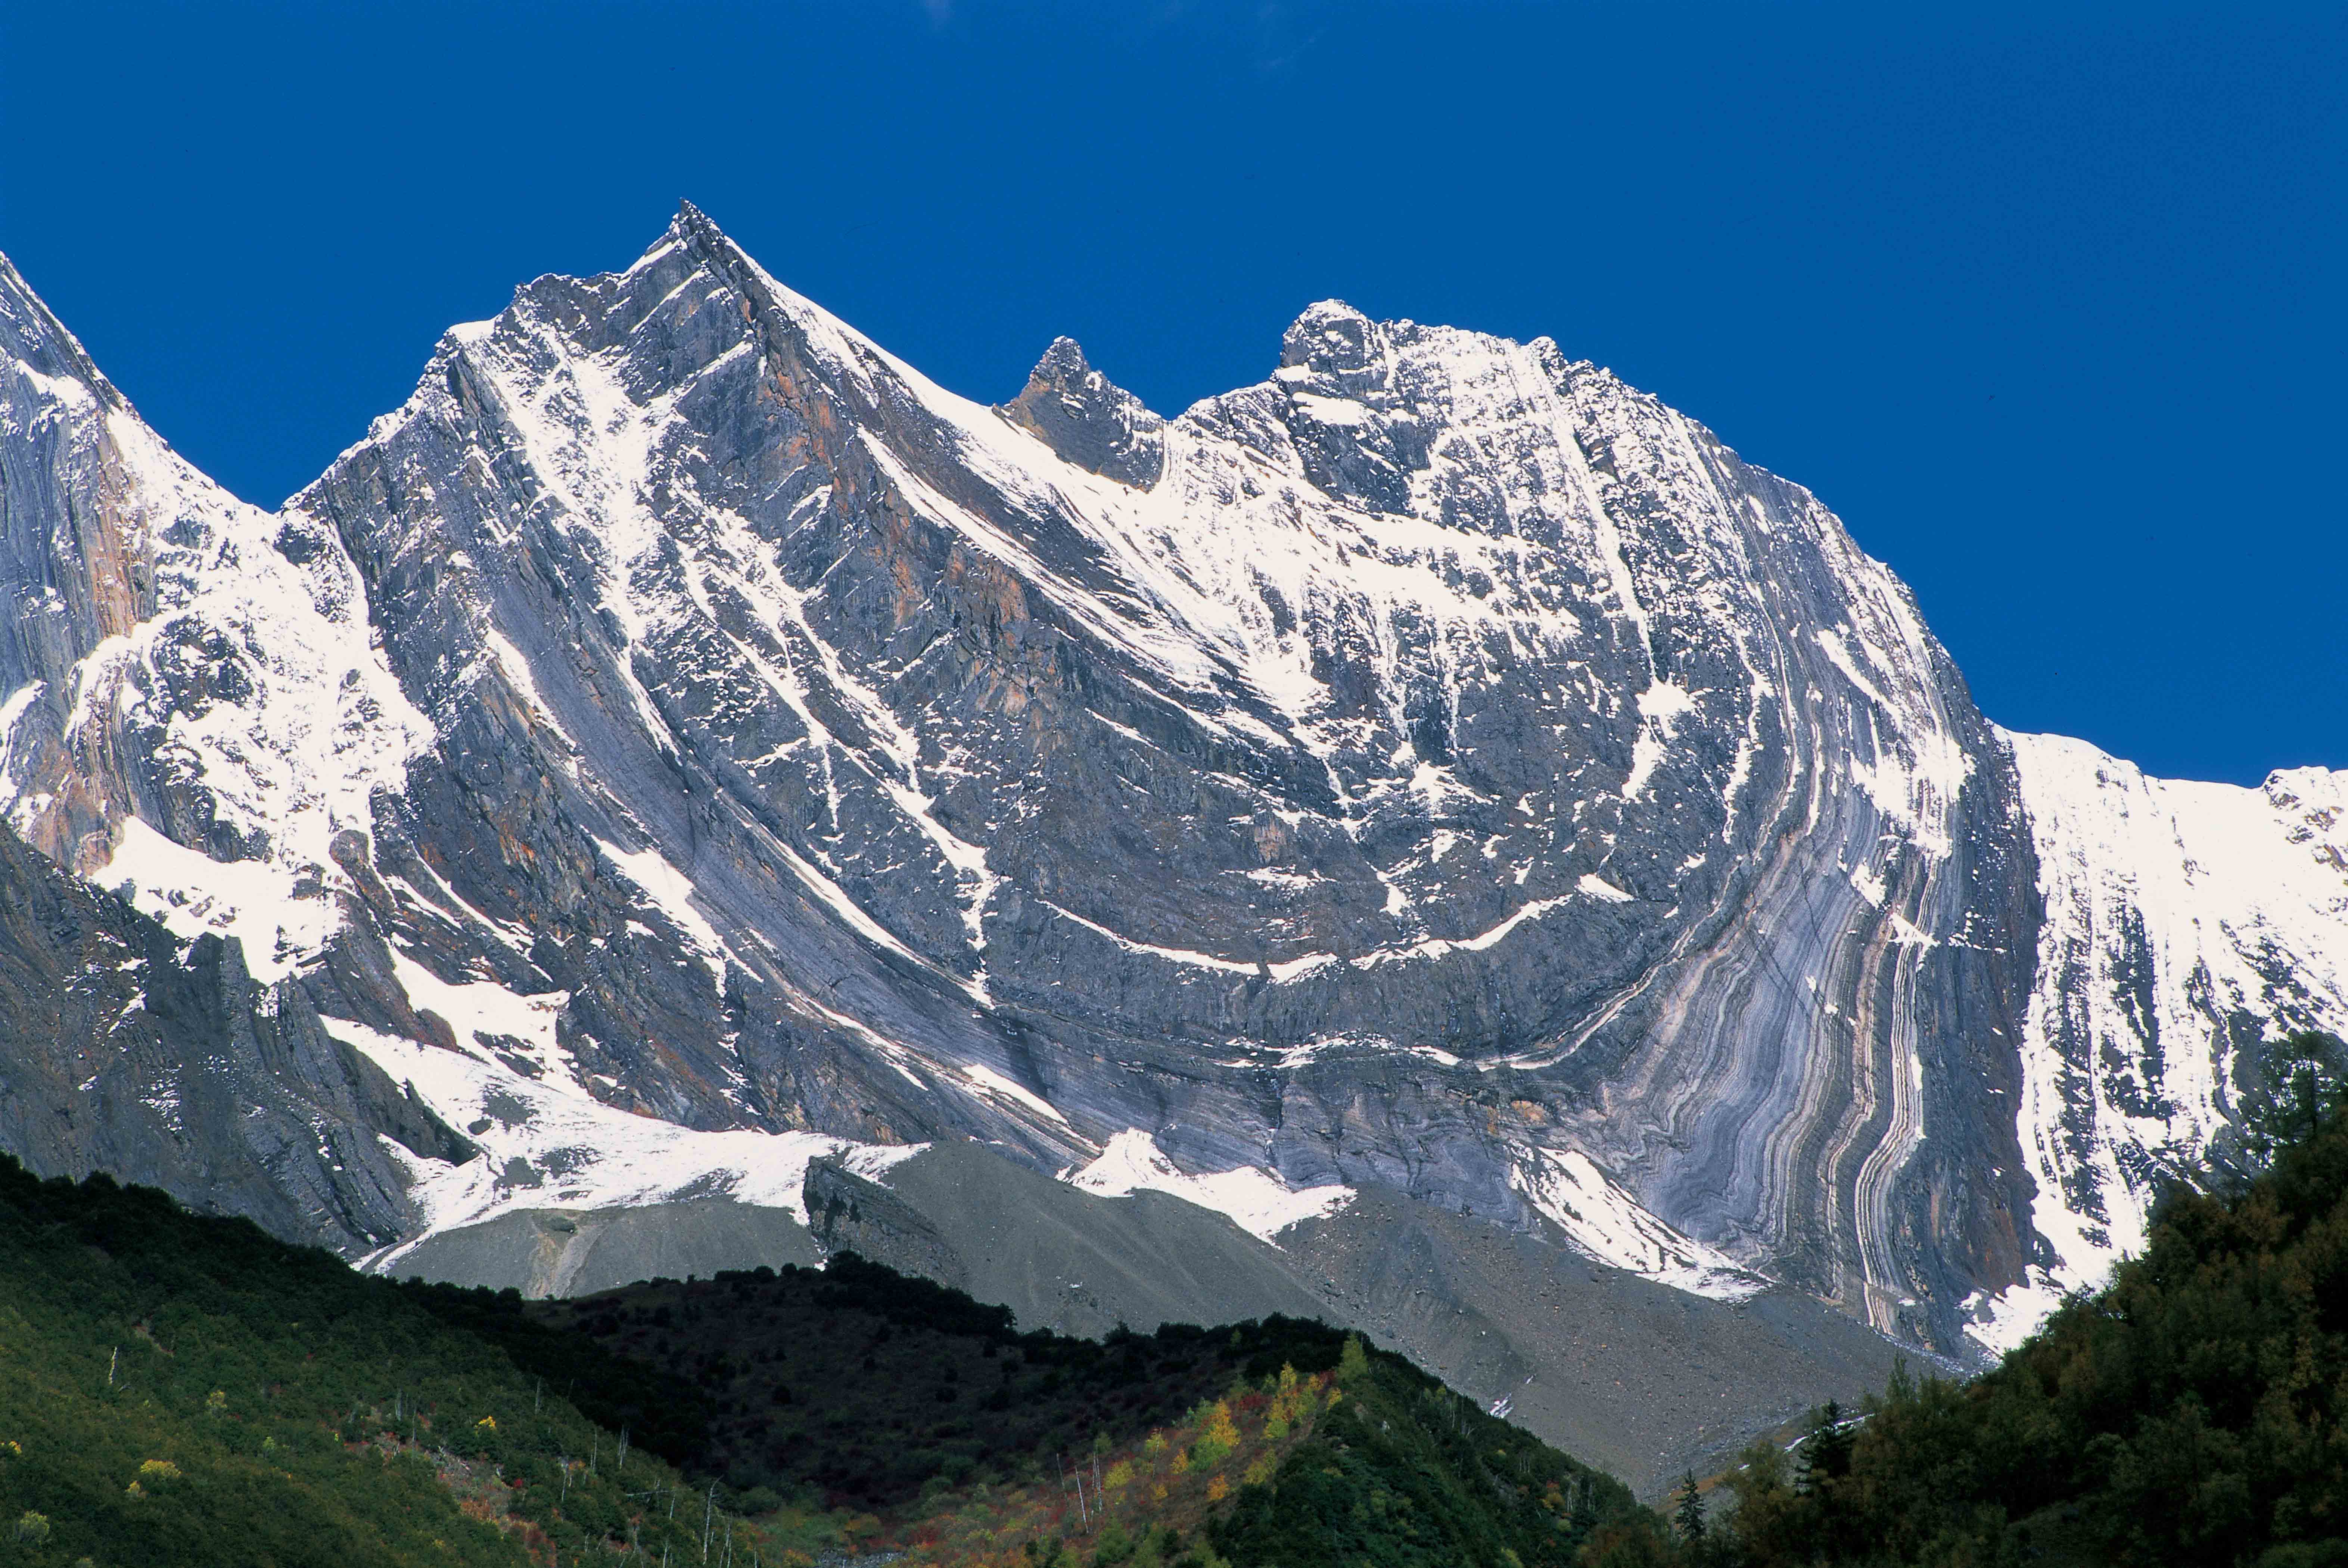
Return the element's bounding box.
[1027,334,1095,384]
[1001,334,1165,488]
[1280,299,1381,375]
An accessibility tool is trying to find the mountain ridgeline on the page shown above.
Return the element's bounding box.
[1,204,2345,1477]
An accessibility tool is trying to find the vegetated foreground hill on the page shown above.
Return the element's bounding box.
[514,1261,1661,1568]
[0,1154,758,1568]
[0,1152,1658,1568]
[1668,1033,2348,1568]
[526,1255,1353,1511]
[3,206,2344,1385]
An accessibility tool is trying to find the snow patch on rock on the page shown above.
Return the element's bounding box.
[1065,1128,1354,1244]
[337,1018,918,1270]
[96,816,338,983]
[1510,1144,1769,1302]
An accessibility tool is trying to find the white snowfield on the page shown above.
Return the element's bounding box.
[1063,1128,1355,1245]
[1509,1144,1770,1302]
[337,1014,921,1276]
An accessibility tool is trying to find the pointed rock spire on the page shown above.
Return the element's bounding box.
[1002,336,1165,489]
[668,197,751,286]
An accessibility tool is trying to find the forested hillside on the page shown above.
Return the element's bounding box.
[521,1259,1361,1511]
[0,1155,762,1567]
[1680,1032,2348,1568]
[514,1264,1653,1564]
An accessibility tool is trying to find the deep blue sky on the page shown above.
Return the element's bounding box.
[3,3,2340,785]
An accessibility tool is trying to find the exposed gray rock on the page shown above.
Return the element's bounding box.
[0,821,459,1250]
[860,1141,1331,1338]
[385,1197,822,1298]
[805,1154,970,1291]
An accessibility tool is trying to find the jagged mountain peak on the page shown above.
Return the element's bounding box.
[1027,332,1094,377]
[255,215,2042,1347]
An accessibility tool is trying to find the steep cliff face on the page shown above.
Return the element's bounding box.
[0,208,2339,1366]
[0,818,472,1251]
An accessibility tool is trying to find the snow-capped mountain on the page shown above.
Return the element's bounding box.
[2,207,2342,1383]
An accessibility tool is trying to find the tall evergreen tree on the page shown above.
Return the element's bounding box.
[2240,1030,2345,1169]
[1795,1401,1853,1494]
[1672,1471,1707,1544]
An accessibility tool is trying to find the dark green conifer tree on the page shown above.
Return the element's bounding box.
[1795,1400,1853,1494]
[2240,1030,2344,1169]
[1673,1471,1707,1544]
